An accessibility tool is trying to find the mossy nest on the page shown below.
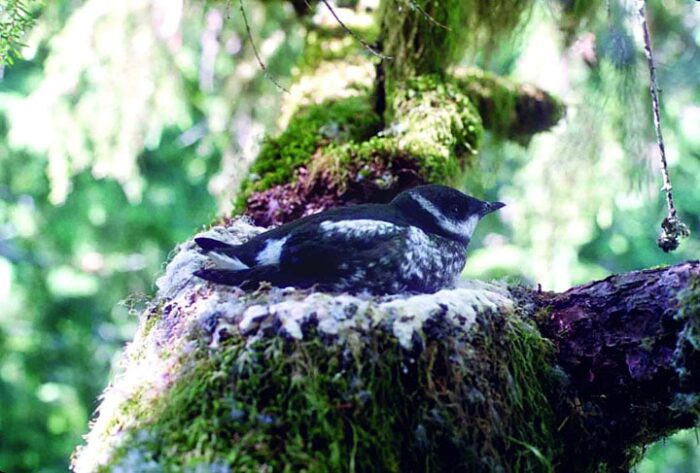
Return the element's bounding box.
[73,219,562,473]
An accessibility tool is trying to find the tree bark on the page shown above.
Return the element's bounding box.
[536,261,700,471]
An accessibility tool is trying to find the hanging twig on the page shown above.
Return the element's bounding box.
[319,0,391,59]
[238,0,289,93]
[407,0,450,30]
[637,0,689,252]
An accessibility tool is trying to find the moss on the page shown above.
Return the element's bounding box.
[235,96,382,211]
[389,75,483,182]
[278,57,376,131]
[306,75,485,189]
[301,75,485,186]
[455,69,519,136]
[101,310,561,472]
[454,69,565,142]
[673,275,700,381]
[379,0,536,85]
[240,76,485,223]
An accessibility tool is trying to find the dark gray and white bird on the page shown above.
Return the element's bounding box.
[194,185,504,294]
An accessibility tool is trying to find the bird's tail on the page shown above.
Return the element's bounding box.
[194,265,279,289]
[194,237,249,271]
[194,237,235,252]
[193,268,249,287]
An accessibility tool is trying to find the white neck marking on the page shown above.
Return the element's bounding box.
[411,193,479,240]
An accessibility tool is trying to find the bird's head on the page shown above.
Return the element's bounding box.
[391,185,505,244]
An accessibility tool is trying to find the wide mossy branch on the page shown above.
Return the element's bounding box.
[71,221,700,473]
[228,0,564,225]
[238,72,563,226]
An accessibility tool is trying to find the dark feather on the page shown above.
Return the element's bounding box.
[194,237,235,253]
[194,265,294,289]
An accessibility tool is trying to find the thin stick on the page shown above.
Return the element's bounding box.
[637,0,689,251]
[637,0,674,216]
[319,0,391,59]
[407,0,450,30]
[239,0,289,93]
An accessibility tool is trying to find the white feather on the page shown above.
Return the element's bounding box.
[256,236,289,265]
[209,252,249,271]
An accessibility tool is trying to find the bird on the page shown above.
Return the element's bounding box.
[193,184,505,294]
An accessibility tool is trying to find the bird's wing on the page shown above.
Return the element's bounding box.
[279,219,408,279]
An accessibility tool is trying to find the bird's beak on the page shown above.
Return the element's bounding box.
[482,201,506,216]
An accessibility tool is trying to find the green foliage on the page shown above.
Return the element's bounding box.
[557,0,601,41]
[0,125,221,473]
[634,429,700,473]
[0,2,296,470]
[0,0,36,66]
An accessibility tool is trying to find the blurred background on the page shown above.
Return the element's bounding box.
[0,1,698,471]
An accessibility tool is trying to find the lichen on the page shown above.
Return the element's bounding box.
[73,219,563,473]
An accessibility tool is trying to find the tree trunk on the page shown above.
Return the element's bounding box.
[234,1,562,227]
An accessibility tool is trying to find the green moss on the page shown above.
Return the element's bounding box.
[290,75,484,190]
[235,96,382,210]
[454,69,565,142]
[674,276,700,370]
[379,0,536,85]
[390,75,484,182]
[455,70,519,136]
[103,311,561,472]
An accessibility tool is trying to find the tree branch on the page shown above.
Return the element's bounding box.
[536,261,700,471]
[71,219,700,472]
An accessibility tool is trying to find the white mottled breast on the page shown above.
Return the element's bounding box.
[399,227,468,292]
[319,220,466,294]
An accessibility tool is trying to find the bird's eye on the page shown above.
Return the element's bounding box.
[451,205,460,215]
